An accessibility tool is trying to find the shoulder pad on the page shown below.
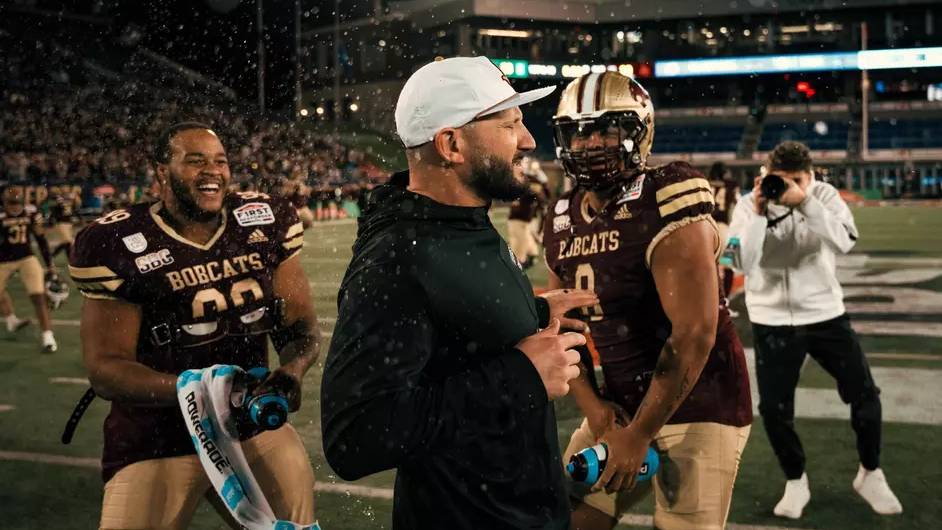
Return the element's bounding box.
[650,162,714,222]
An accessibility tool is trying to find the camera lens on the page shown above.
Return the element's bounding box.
[761,174,787,201]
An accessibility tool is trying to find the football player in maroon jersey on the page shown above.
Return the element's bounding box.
[544,73,753,530]
[0,186,58,352]
[69,122,319,528]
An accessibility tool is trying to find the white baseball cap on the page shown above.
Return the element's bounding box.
[395,56,557,148]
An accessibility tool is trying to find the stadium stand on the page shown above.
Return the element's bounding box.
[759,119,851,152]
[652,123,745,153]
[869,118,942,149]
[0,24,387,218]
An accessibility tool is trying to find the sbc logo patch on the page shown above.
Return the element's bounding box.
[233,203,275,227]
[135,249,174,274]
[553,214,571,233]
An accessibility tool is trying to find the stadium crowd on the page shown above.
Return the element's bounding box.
[0,33,388,221]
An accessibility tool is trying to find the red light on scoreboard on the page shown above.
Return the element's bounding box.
[796,81,816,98]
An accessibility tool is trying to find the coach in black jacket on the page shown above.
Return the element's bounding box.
[321,57,598,529]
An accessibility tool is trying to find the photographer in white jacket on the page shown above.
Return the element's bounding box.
[728,141,902,520]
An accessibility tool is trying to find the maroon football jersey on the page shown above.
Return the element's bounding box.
[543,162,751,427]
[68,191,304,481]
[0,205,43,263]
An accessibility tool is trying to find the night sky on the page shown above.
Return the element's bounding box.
[112,0,300,112]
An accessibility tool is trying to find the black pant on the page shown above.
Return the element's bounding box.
[753,314,882,480]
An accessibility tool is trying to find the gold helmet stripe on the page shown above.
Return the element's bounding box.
[580,72,603,115]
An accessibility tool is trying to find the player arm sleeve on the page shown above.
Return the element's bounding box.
[798,186,858,254]
[68,227,129,301]
[727,197,767,273]
[273,200,305,263]
[645,172,720,268]
[321,264,547,481]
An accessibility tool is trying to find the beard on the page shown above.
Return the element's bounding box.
[167,170,222,223]
[464,151,528,202]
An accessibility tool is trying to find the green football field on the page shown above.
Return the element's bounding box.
[0,206,940,529]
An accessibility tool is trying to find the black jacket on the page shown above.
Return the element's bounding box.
[321,171,568,529]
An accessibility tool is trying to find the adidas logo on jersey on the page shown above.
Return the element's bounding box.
[614,204,633,220]
[247,229,269,244]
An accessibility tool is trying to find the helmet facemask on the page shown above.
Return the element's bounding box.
[553,111,648,190]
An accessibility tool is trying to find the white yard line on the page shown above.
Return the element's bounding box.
[311,218,357,226]
[852,320,942,338]
[837,255,942,268]
[0,450,807,530]
[49,377,89,385]
[316,481,393,500]
[618,513,809,530]
[869,352,941,361]
[744,349,942,425]
[0,405,14,412]
[0,450,99,468]
[309,281,342,289]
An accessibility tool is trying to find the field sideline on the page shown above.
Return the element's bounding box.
[0,206,940,529]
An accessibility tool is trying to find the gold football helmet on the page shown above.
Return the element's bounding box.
[553,72,655,189]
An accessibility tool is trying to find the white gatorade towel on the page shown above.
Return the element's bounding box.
[176,365,321,530]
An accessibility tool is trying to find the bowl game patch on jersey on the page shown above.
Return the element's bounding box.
[234,202,275,227]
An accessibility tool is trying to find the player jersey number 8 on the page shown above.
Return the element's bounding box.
[575,263,605,321]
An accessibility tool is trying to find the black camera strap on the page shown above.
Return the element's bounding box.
[766,208,794,230]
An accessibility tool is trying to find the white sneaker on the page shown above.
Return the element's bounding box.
[6,317,30,333]
[854,465,903,515]
[773,473,810,519]
[41,331,57,354]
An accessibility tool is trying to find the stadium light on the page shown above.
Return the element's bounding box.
[654,46,942,77]
[479,29,532,39]
[299,108,309,117]
[858,47,942,70]
[315,106,325,115]
[349,103,359,112]
[492,59,530,79]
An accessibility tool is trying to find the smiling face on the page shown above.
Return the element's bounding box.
[156,128,231,222]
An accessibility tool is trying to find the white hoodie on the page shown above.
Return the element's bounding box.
[727,180,859,326]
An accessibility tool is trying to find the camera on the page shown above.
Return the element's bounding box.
[760,173,788,201]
